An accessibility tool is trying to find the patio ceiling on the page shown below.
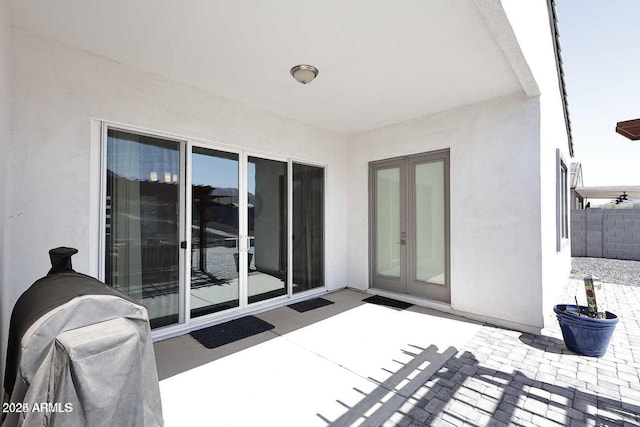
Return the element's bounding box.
[10,0,529,134]
[575,186,640,200]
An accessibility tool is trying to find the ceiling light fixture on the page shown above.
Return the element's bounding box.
[290,64,319,85]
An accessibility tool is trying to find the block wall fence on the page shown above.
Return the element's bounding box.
[571,208,640,261]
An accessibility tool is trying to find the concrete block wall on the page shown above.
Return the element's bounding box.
[586,209,603,258]
[571,210,586,256]
[571,208,640,261]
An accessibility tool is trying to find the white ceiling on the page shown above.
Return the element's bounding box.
[10,0,524,134]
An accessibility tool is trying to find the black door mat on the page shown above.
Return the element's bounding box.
[288,297,335,313]
[190,315,275,349]
[362,295,413,310]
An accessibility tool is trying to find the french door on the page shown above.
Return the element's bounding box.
[103,126,324,330]
[370,149,450,303]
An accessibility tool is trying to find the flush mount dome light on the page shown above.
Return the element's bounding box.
[290,64,319,84]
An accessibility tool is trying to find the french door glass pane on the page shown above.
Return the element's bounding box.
[247,157,288,303]
[376,168,401,278]
[292,163,324,293]
[105,129,180,329]
[190,147,240,317]
[415,161,445,284]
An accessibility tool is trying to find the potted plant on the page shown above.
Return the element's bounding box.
[553,276,619,357]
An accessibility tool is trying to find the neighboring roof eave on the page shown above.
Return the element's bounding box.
[616,118,640,140]
[570,162,583,189]
[575,186,640,200]
[548,0,575,157]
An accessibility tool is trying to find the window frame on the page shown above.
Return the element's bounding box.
[556,149,569,251]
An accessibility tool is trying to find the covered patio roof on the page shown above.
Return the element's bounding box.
[575,186,640,200]
[9,0,535,135]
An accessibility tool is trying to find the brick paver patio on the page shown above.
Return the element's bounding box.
[381,280,640,427]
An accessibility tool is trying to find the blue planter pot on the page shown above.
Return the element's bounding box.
[553,304,618,357]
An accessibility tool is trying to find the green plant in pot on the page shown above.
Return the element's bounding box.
[553,276,619,357]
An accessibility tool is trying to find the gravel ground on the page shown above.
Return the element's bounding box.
[571,256,640,287]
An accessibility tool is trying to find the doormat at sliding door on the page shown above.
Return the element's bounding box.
[190,316,275,349]
[362,295,413,310]
[288,297,335,313]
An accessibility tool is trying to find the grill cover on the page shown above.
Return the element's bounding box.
[2,248,163,426]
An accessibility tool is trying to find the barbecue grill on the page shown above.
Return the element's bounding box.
[2,247,163,426]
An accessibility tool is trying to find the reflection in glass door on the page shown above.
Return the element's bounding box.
[190,147,240,317]
[247,156,288,304]
[292,163,325,293]
[105,129,182,329]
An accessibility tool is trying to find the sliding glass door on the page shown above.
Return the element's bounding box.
[246,156,288,303]
[105,129,183,329]
[190,147,240,318]
[104,126,326,330]
[292,163,325,293]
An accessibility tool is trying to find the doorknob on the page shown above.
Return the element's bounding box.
[399,231,406,245]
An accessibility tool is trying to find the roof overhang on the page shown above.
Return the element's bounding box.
[9,0,534,135]
[575,186,640,200]
[616,118,640,141]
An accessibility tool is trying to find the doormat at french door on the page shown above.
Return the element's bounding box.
[362,295,413,310]
[190,316,275,349]
[288,297,334,313]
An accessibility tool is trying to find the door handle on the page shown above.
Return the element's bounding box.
[398,239,406,245]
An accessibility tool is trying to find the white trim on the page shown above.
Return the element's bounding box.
[239,150,248,309]
[290,161,328,296]
[179,141,188,325]
[287,159,293,298]
[184,139,193,327]
[288,157,328,169]
[153,287,328,342]
[95,119,107,280]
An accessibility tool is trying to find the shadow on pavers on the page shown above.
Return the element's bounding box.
[319,346,640,426]
[518,332,567,355]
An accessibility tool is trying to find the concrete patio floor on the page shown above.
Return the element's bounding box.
[154,281,640,426]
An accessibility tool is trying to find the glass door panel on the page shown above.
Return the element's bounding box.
[190,147,240,318]
[105,129,181,329]
[414,161,445,285]
[247,156,288,304]
[408,151,450,303]
[370,159,407,294]
[292,163,324,293]
[376,168,402,278]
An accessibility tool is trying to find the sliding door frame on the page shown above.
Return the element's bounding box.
[290,158,328,297]
[98,120,328,340]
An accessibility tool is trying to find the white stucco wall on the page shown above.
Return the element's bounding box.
[2,30,348,350]
[348,92,545,331]
[0,0,11,386]
[501,0,572,328]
